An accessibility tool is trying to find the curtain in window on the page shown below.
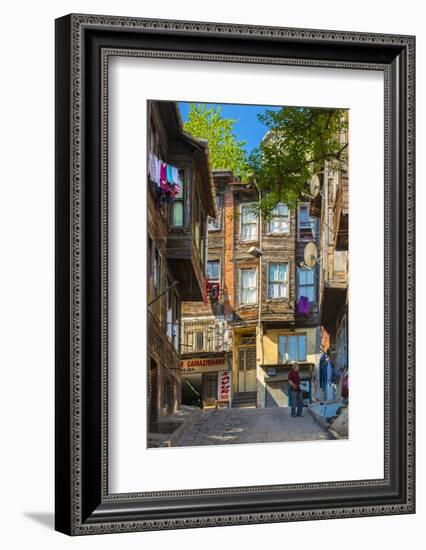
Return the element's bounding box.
[269,218,290,233]
[269,204,290,233]
[241,206,257,240]
[268,263,288,298]
[241,269,256,304]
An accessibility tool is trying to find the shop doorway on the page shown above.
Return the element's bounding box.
[237,345,257,392]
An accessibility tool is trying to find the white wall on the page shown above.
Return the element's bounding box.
[0,0,423,548]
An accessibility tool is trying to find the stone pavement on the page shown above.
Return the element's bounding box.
[172,407,330,447]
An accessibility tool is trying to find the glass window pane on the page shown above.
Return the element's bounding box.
[298,334,307,361]
[299,204,309,223]
[278,336,286,363]
[248,288,256,304]
[269,263,287,283]
[241,269,256,304]
[172,202,183,226]
[242,205,255,223]
[195,331,204,351]
[207,261,219,280]
[276,203,288,216]
[288,336,297,361]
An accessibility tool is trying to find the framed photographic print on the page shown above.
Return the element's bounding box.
[55,14,415,535]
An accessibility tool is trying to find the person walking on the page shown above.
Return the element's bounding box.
[288,363,304,417]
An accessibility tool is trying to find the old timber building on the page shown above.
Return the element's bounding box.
[180,171,322,409]
[313,126,349,399]
[147,101,216,431]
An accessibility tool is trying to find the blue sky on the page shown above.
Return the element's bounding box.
[178,102,281,154]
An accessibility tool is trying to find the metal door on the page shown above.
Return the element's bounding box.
[237,346,257,392]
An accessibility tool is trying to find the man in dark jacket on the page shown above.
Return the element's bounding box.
[288,363,304,417]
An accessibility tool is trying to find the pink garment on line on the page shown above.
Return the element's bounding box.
[160,162,168,190]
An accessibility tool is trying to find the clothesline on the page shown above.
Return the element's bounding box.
[148,151,181,196]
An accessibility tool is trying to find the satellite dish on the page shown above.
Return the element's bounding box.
[304,242,318,268]
[309,174,321,198]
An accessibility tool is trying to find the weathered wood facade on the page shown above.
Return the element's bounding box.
[314,122,349,398]
[147,101,215,431]
[181,171,322,409]
[180,171,232,408]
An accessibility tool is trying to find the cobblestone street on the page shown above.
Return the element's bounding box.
[172,407,330,447]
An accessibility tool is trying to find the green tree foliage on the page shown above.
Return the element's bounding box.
[247,107,348,216]
[183,104,249,178]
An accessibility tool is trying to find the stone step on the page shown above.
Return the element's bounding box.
[232,392,257,408]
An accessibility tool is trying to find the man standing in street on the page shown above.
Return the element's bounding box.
[288,363,304,417]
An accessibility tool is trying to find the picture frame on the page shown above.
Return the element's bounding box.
[55,13,415,535]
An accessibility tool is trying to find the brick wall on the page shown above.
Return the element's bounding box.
[223,182,235,317]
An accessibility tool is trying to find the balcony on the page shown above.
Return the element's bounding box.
[320,251,348,336]
[167,231,205,301]
[181,318,230,356]
[333,174,349,251]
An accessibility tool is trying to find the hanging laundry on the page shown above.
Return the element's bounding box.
[148,152,155,182]
[166,164,174,184]
[319,353,328,389]
[297,295,310,315]
[170,182,180,198]
[159,162,168,191]
[325,359,335,401]
[148,152,162,186]
[172,166,180,185]
[154,157,162,186]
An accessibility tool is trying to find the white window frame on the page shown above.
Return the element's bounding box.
[297,266,316,303]
[206,259,221,282]
[268,203,290,235]
[240,203,258,241]
[267,262,289,299]
[278,333,308,363]
[239,268,258,305]
[297,202,316,241]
